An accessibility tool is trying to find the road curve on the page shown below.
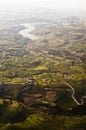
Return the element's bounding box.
[65,82,86,105]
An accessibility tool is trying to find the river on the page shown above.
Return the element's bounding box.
[19,22,49,40]
[19,23,38,40]
[19,23,86,105]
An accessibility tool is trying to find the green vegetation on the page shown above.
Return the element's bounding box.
[0,19,86,129]
[0,114,86,130]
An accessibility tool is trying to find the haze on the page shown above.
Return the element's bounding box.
[0,0,86,11]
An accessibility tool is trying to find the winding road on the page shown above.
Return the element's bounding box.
[0,81,86,105]
[65,82,86,105]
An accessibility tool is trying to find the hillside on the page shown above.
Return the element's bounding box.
[0,15,86,129]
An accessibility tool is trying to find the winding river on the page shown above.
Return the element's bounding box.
[19,23,38,40]
[18,23,86,106]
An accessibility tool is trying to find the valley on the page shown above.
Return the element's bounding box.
[0,15,86,129]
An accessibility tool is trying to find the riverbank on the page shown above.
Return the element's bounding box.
[19,23,38,40]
